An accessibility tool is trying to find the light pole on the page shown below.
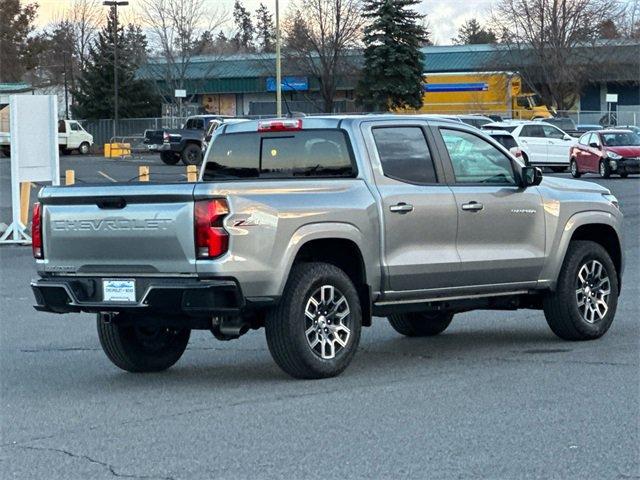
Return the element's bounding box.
[275,0,282,117]
[103,1,128,139]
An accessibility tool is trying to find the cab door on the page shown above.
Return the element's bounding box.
[361,121,460,292]
[66,121,83,149]
[434,126,546,287]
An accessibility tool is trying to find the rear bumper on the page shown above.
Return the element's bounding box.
[31,276,244,315]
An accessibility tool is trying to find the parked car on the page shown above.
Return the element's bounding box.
[483,120,575,171]
[570,129,640,178]
[31,115,623,379]
[144,115,237,166]
[535,116,581,137]
[0,118,93,157]
[483,129,527,165]
[442,114,494,129]
[576,124,603,133]
[606,125,640,134]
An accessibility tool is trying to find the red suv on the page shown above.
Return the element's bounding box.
[570,129,640,178]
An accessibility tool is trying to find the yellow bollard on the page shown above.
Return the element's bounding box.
[65,170,75,185]
[186,165,198,182]
[20,182,31,226]
[139,165,150,182]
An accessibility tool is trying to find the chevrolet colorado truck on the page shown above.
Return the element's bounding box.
[31,116,624,379]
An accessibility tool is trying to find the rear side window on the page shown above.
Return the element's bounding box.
[372,127,438,184]
[489,134,518,150]
[203,130,355,180]
[520,125,545,138]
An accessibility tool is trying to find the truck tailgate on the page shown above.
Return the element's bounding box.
[39,184,197,275]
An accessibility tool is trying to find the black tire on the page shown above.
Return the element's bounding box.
[97,313,190,372]
[1,146,10,158]
[620,172,629,178]
[265,262,362,379]
[551,166,567,173]
[570,159,581,178]
[543,240,618,341]
[160,151,180,165]
[388,311,454,337]
[599,159,611,178]
[78,142,90,155]
[181,143,203,166]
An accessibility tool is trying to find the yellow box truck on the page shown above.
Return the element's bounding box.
[413,72,552,119]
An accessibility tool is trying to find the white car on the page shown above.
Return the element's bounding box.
[482,121,575,171]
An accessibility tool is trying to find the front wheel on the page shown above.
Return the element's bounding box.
[265,262,362,379]
[97,313,190,372]
[570,159,581,178]
[543,241,618,341]
[388,311,454,337]
[599,159,611,178]
[619,172,629,178]
[181,143,203,166]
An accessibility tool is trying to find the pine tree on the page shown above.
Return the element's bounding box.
[453,18,497,44]
[356,0,429,111]
[72,8,160,119]
[255,3,275,52]
[233,0,254,52]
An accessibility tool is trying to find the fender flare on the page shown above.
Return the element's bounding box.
[541,210,622,288]
[275,222,376,297]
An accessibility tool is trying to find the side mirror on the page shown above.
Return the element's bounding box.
[589,142,599,149]
[522,166,543,187]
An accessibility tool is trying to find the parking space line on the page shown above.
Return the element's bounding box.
[98,171,118,183]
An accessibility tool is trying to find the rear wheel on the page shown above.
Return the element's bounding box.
[181,143,202,166]
[97,313,190,372]
[620,172,629,178]
[160,151,180,165]
[543,241,618,341]
[265,262,362,379]
[599,159,611,178]
[570,159,581,178]
[388,311,454,337]
[78,142,90,155]
[521,152,530,166]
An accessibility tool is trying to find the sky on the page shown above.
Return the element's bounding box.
[32,0,495,45]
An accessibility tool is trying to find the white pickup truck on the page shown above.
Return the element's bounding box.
[0,118,93,157]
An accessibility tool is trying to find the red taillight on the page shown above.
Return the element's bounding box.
[194,199,229,259]
[32,202,43,259]
[258,119,302,132]
[510,147,523,158]
[163,131,170,143]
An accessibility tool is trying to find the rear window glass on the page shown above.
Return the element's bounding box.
[482,124,516,133]
[203,130,355,180]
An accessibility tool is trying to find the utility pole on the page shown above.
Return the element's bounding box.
[275,0,282,117]
[63,52,69,120]
[103,1,128,139]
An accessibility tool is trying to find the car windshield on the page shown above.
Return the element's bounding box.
[546,118,575,131]
[601,132,640,147]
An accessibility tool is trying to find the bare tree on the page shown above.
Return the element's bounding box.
[140,0,228,108]
[283,0,365,113]
[66,0,101,72]
[492,0,625,110]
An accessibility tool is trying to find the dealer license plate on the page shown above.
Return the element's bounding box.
[103,279,136,303]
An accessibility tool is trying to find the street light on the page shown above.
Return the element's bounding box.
[275,0,282,117]
[103,1,129,139]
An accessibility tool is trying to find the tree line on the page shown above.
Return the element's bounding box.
[1,0,638,118]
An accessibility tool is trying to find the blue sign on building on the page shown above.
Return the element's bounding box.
[266,76,309,92]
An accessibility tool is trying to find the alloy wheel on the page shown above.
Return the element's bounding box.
[575,260,611,324]
[304,285,351,359]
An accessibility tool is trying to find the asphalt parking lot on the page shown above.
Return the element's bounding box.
[1,155,638,479]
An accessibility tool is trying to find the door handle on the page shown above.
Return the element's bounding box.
[389,202,414,213]
[461,201,484,212]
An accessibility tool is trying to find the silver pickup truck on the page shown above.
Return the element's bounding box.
[31,116,624,379]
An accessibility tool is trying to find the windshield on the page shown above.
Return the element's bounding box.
[546,118,574,131]
[601,132,640,147]
[203,129,355,181]
[530,94,544,107]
